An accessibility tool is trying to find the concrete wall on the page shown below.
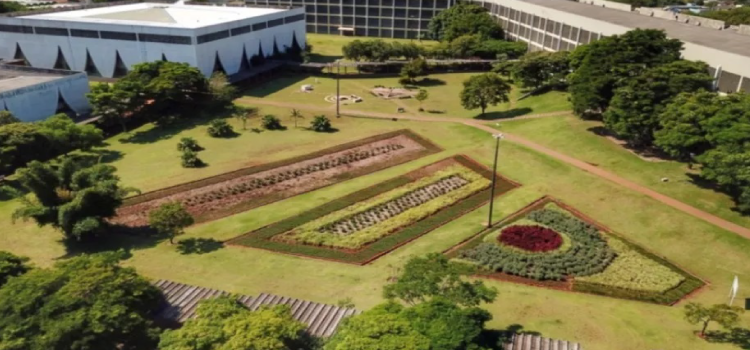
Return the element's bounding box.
[675,13,726,29]
[738,24,750,35]
[0,71,91,122]
[580,0,632,12]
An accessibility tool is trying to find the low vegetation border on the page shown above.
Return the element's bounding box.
[119,129,441,223]
[227,155,519,265]
[445,196,707,305]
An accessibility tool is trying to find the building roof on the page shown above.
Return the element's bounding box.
[153,279,360,338]
[504,333,582,350]
[20,3,284,28]
[0,64,78,94]
[523,0,750,58]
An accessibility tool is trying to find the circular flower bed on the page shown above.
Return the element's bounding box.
[498,225,562,252]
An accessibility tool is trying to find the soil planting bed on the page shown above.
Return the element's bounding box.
[112,130,441,227]
[228,155,519,265]
[445,196,707,305]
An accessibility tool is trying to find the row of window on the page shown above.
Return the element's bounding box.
[0,14,305,45]
[307,24,423,38]
[310,15,429,28]
[305,6,435,18]
[248,0,452,8]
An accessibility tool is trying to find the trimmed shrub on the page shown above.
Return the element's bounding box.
[181,149,203,168]
[177,137,202,152]
[261,115,284,130]
[498,225,562,252]
[311,115,333,132]
[207,119,234,138]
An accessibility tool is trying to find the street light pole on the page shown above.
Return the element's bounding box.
[336,61,341,117]
[487,133,504,228]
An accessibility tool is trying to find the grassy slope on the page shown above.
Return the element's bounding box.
[1,114,748,349]
[498,115,750,229]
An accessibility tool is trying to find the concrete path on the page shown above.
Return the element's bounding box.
[236,97,750,239]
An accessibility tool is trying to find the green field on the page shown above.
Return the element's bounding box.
[498,115,750,230]
[2,111,749,349]
[242,72,570,120]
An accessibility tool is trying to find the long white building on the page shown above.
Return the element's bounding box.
[0,2,306,78]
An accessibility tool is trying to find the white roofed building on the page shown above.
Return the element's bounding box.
[0,2,306,78]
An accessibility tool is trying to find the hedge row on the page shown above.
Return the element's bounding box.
[228,155,518,264]
[124,129,442,206]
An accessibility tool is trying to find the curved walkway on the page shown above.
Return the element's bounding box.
[237,97,750,239]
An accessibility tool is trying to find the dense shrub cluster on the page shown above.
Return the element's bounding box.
[311,115,333,132]
[498,225,563,252]
[261,115,284,130]
[460,208,616,281]
[176,137,202,152]
[207,119,234,138]
[182,144,404,207]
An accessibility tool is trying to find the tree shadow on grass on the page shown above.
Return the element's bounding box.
[706,328,750,349]
[306,127,340,134]
[58,225,166,260]
[176,238,224,255]
[474,107,533,121]
[119,119,206,145]
[413,77,446,87]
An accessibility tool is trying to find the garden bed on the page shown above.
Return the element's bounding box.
[227,155,519,265]
[446,196,706,305]
[112,130,441,227]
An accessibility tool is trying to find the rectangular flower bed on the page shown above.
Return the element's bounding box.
[111,129,441,227]
[445,196,706,305]
[228,155,519,265]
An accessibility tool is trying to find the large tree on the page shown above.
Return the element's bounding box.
[0,251,162,350]
[159,296,307,350]
[654,91,721,160]
[459,73,512,117]
[148,202,194,244]
[11,157,137,242]
[324,302,430,350]
[87,83,136,133]
[0,251,30,287]
[603,60,713,147]
[383,253,497,307]
[568,29,683,117]
[0,122,52,175]
[400,58,428,84]
[37,113,104,153]
[427,3,503,42]
[512,51,570,90]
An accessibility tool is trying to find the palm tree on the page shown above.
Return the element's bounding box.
[290,109,304,128]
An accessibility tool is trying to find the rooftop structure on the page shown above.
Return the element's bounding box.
[0,64,90,121]
[20,3,284,28]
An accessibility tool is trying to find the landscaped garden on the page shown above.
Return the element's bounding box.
[229,155,518,264]
[113,130,439,226]
[449,197,706,305]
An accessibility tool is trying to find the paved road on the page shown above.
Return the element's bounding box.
[237,97,750,239]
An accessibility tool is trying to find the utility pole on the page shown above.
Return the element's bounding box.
[336,61,341,117]
[487,133,504,227]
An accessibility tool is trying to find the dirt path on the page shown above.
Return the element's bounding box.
[235,97,750,239]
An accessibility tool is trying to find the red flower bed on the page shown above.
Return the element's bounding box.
[498,225,562,252]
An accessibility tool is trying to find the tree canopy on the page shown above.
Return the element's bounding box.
[400,58,428,84]
[512,51,570,90]
[0,251,162,350]
[427,3,503,42]
[159,296,307,350]
[459,73,512,117]
[148,202,194,244]
[0,251,30,287]
[12,157,137,242]
[700,6,750,26]
[0,111,20,126]
[603,60,713,147]
[383,253,497,307]
[568,29,683,116]
[684,302,745,337]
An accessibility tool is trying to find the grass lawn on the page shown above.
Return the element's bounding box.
[242,72,571,120]
[305,33,439,63]
[498,115,750,229]
[1,112,749,350]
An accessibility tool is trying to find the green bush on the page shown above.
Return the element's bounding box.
[207,119,234,138]
[176,137,202,152]
[311,115,333,132]
[261,115,284,130]
[181,149,203,168]
[459,208,616,281]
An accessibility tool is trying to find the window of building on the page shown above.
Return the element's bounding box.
[35,27,69,37]
[100,30,137,41]
[70,29,98,38]
[197,30,229,44]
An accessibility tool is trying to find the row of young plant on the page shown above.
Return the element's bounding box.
[459,207,616,281]
[230,156,517,263]
[179,143,406,208]
[277,165,490,249]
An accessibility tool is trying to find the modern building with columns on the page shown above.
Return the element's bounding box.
[0,2,306,78]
